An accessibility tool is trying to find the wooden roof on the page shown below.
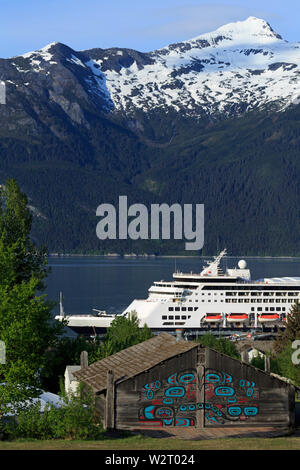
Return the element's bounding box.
[73,333,199,393]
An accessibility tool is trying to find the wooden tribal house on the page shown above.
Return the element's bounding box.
[73,333,295,431]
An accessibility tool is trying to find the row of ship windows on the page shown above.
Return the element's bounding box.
[154,291,300,297]
[202,286,300,291]
[156,292,300,297]
[224,298,294,303]
[196,292,299,296]
[183,298,296,303]
[225,292,299,297]
[162,315,192,320]
[180,298,298,302]
[255,307,285,312]
[169,307,198,312]
[168,306,285,313]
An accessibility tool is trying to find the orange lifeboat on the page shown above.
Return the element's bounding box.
[227,314,248,323]
[204,314,222,322]
[258,314,280,322]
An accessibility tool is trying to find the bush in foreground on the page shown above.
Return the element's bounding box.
[1,385,103,441]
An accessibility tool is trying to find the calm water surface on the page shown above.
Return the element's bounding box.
[45,256,300,316]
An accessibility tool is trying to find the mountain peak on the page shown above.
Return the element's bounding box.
[190,16,283,45]
[19,41,76,61]
[218,16,282,38]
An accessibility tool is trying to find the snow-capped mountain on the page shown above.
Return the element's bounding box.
[2,17,300,255]
[2,16,300,125]
[86,16,300,116]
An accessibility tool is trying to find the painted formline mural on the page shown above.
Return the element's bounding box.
[139,369,260,427]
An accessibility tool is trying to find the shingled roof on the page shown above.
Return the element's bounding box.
[73,333,199,393]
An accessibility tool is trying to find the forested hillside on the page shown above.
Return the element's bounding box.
[1,103,300,255]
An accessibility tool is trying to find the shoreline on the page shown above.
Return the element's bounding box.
[48,253,300,259]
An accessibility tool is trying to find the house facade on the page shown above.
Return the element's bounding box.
[73,333,295,430]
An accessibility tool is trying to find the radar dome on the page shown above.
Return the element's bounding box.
[238,260,247,269]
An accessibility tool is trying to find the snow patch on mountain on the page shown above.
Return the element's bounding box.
[93,17,300,116]
[6,17,300,119]
[85,59,114,111]
[67,54,86,67]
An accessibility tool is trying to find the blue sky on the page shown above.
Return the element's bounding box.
[1,0,300,57]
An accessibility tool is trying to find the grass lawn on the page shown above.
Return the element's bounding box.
[1,434,300,450]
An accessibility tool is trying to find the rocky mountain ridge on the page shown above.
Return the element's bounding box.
[2,16,300,135]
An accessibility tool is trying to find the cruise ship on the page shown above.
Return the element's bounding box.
[55,250,300,336]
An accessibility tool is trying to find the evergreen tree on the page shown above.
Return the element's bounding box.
[274,301,300,353]
[0,179,47,288]
[0,179,65,417]
[100,312,153,358]
[271,301,300,385]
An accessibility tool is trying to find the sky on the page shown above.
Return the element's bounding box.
[0,0,300,58]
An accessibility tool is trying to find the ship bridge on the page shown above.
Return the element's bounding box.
[173,249,251,283]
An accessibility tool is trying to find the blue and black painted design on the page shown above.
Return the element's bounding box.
[139,367,260,427]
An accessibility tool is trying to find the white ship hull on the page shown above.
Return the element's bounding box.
[55,250,300,336]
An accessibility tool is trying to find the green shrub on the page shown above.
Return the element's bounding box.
[3,384,103,440]
[250,354,265,370]
[271,342,300,387]
[196,333,240,360]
